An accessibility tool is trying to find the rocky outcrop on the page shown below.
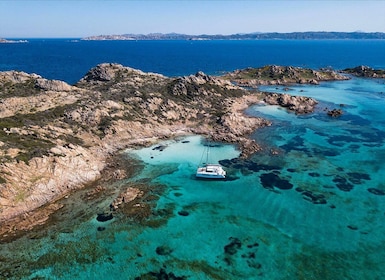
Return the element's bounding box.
[0,144,106,222]
[0,70,41,83]
[110,187,143,210]
[263,93,318,114]
[170,71,241,99]
[179,71,238,88]
[210,95,272,158]
[0,71,79,118]
[342,65,385,78]
[0,71,73,91]
[223,65,350,87]
[35,78,73,91]
[327,108,343,117]
[80,63,131,82]
[77,63,166,88]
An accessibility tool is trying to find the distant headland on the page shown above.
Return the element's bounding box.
[0,38,28,44]
[82,31,385,41]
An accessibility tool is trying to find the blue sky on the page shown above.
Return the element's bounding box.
[1,1,385,38]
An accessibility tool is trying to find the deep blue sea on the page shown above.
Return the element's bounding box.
[1,40,385,279]
[1,39,385,84]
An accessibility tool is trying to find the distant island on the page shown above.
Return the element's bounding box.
[82,31,385,41]
[0,38,28,43]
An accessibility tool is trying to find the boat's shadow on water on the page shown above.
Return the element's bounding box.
[191,175,239,181]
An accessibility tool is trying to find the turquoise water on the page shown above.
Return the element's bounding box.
[1,77,385,279]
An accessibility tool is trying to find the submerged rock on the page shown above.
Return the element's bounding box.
[135,268,187,280]
[327,108,343,117]
[333,175,354,192]
[367,188,385,196]
[177,210,189,216]
[224,237,242,255]
[96,212,113,222]
[301,191,327,205]
[260,173,293,190]
[347,172,371,184]
[155,245,173,256]
[347,225,359,230]
[110,187,143,210]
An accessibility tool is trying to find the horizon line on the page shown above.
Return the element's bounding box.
[3,30,385,39]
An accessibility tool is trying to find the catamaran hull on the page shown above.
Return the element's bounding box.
[196,164,226,179]
[195,173,226,179]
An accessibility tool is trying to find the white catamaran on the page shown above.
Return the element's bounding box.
[196,144,226,179]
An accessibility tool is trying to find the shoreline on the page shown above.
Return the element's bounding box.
[0,150,144,243]
[0,64,357,241]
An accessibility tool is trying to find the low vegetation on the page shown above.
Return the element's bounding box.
[343,65,385,78]
[222,65,349,86]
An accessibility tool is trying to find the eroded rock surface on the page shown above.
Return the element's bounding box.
[342,65,385,78]
[223,65,350,87]
[263,93,318,114]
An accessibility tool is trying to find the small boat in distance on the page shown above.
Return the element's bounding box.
[196,143,226,179]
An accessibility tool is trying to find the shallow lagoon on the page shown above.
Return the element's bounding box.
[1,77,385,279]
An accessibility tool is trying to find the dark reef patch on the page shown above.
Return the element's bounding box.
[156,245,173,256]
[347,225,358,230]
[280,135,309,153]
[224,237,242,255]
[333,175,354,192]
[260,173,293,190]
[177,210,189,216]
[135,268,187,280]
[347,172,371,184]
[368,188,385,196]
[219,158,281,173]
[96,212,113,222]
[173,192,183,197]
[349,144,360,152]
[152,145,167,151]
[302,191,327,204]
[222,237,262,270]
[247,242,259,249]
[327,135,360,147]
[314,148,340,157]
[308,172,320,177]
[295,188,327,204]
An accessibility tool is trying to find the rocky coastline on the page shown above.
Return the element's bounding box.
[342,65,385,79]
[82,31,385,41]
[0,64,360,239]
[222,65,350,87]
